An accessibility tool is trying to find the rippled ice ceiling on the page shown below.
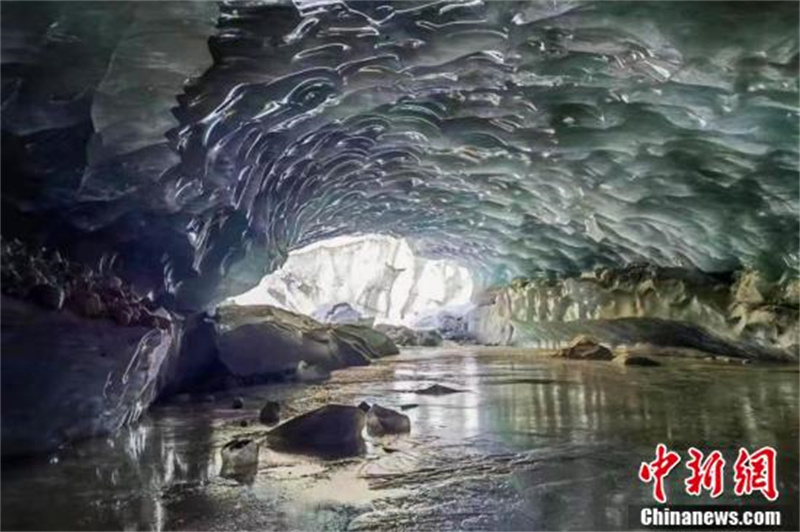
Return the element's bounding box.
[2,1,798,309]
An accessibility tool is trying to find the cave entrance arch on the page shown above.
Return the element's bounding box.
[223,234,475,326]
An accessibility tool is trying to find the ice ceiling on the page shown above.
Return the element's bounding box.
[1,1,798,310]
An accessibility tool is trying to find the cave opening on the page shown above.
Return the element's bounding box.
[223,233,476,328]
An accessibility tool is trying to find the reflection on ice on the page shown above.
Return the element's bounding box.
[1,348,797,530]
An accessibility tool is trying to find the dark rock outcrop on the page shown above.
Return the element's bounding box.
[29,283,65,310]
[1,297,173,457]
[330,324,400,360]
[266,404,366,456]
[615,354,662,367]
[415,384,463,395]
[215,305,398,382]
[0,239,170,329]
[155,312,221,398]
[366,405,411,436]
[554,336,614,361]
[259,401,281,425]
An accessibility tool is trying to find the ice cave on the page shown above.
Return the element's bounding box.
[224,234,475,327]
[0,1,798,530]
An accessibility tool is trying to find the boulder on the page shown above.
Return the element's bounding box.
[366,405,411,436]
[220,438,259,483]
[217,317,332,377]
[615,354,662,367]
[267,404,366,456]
[232,397,245,409]
[111,305,133,326]
[215,306,398,382]
[374,324,443,347]
[259,401,281,425]
[554,336,614,361]
[29,283,65,310]
[374,324,417,346]
[66,290,105,319]
[330,324,400,363]
[415,384,463,395]
[1,296,172,457]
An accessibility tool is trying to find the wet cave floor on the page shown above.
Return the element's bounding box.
[2,347,798,531]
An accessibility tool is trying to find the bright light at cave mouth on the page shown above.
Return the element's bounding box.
[223,234,475,327]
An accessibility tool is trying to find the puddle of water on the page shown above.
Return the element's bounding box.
[1,347,797,530]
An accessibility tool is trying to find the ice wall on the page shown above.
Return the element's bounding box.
[225,235,474,326]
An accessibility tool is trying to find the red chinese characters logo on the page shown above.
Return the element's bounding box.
[639,445,779,503]
[733,447,779,501]
[685,447,725,498]
[639,443,682,503]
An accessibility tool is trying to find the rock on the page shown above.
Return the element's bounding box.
[1,296,173,457]
[374,324,442,347]
[259,401,281,425]
[111,306,133,326]
[155,312,220,398]
[399,404,419,410]
[554,336,614,361]
[217,307,334,377]
[418,329,444,347]
[232,397,245,409]
[331,324,400,358]
[357,401,371,412]
[267,404,366,456]
[415,384,463,395]
[67,290,105,319]
[29,283,65,310]
[366,405,411,436]
[374,324,417,346]
[220,438,259,483]
[617,354,661,367]
[215,306,399,385]
[239,420,249,427]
